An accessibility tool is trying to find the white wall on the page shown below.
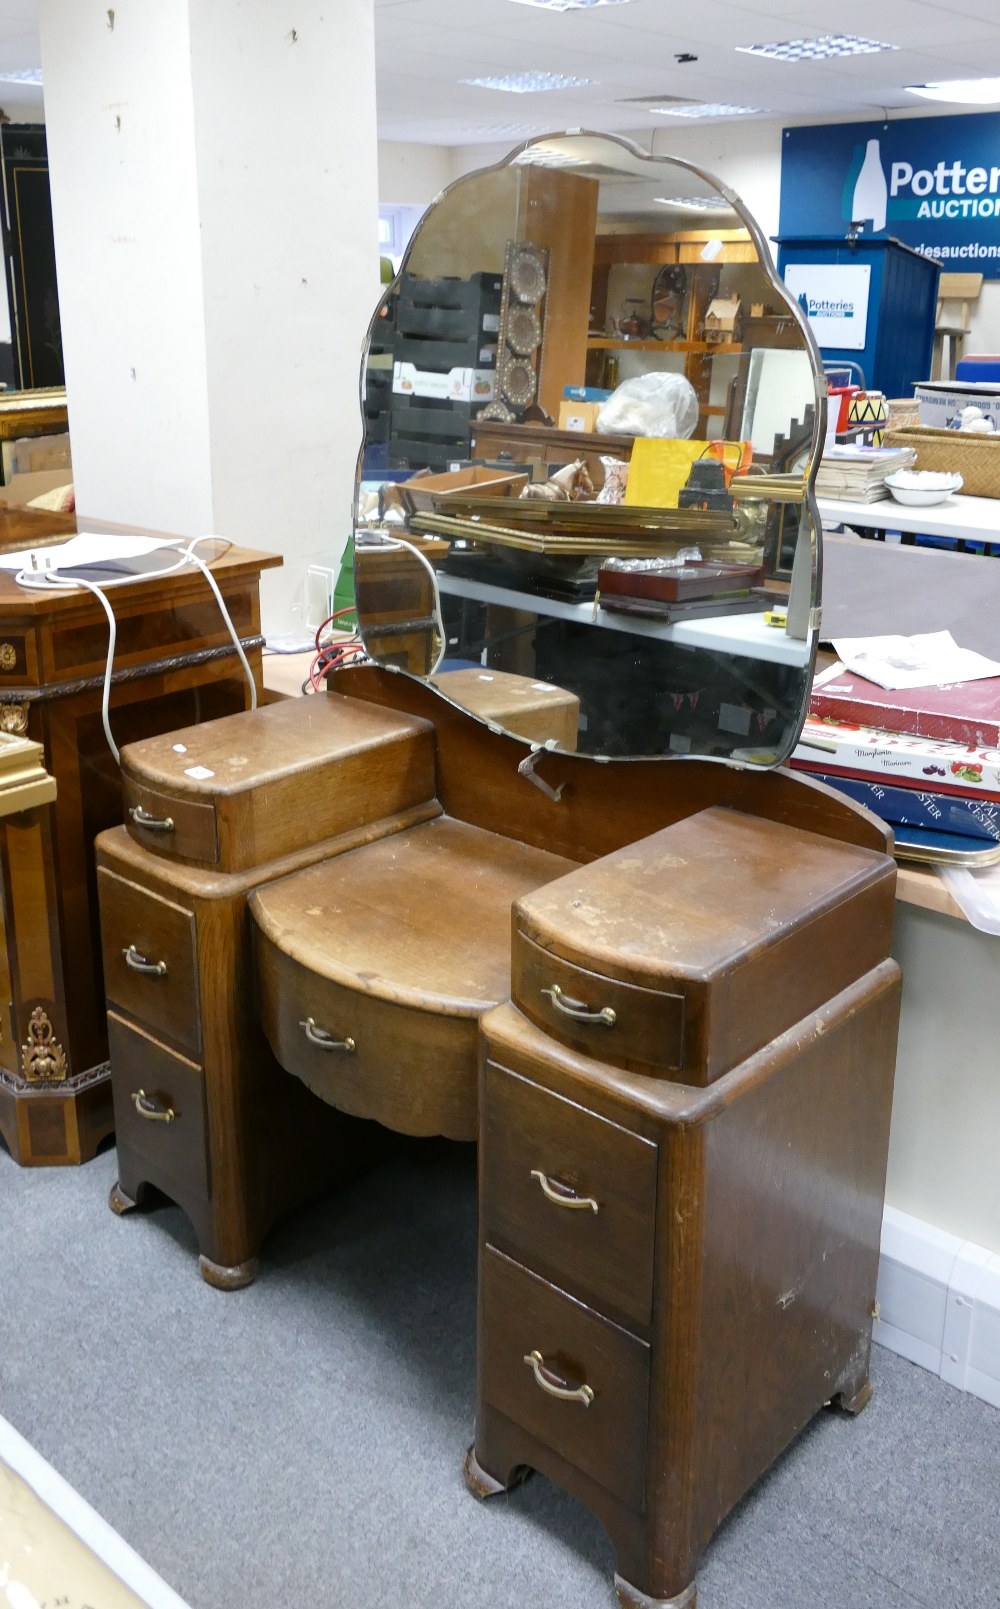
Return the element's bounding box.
[37,0,379,640]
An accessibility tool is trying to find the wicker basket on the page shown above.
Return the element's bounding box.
[883,426,1000,499]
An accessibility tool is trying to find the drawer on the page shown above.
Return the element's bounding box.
[512,933,685,1075]
[482,1063,657,1329]
[253,918,478,1141]
[108,1012,210,1203]
[480,1247,649,1511]
[98,869,201,1060]
[123,778,219,866]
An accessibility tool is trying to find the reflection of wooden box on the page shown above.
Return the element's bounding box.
[429,667,579,751]
[401,465,529,514]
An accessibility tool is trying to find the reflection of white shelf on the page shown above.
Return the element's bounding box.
[818,493,1000,545]
[436,572,811,667]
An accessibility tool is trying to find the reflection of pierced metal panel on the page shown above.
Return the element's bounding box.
[509,246,548,304]
[506,305,542,356]
[501,359,537,408]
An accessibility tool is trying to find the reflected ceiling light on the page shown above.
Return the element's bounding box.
[0,68,42,85]
[655,195,730,210]
[906,78,1000,104]
[737,35,897,61]
[652,103,764,118]
[462,71,596,92]
[508,0,634,9]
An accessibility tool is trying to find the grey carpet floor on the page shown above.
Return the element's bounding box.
[2,1137,998,1609]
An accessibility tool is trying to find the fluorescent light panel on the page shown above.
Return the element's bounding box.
[462,71,595,92]
[655,195,730,210]
[653,103,764,118]
[737,34,898,61]
[907,78,1000,105]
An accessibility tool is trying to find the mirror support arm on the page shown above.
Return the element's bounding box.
[518,743,566,803]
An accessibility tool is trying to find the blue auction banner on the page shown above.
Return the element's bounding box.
[780,113,1000,277]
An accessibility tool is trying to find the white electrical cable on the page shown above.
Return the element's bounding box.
[14,536,257,764]
[369,533,448,673]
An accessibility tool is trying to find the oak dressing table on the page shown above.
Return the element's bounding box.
[96,134,903,1608]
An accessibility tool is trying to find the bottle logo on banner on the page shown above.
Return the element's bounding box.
[848,139,888,232]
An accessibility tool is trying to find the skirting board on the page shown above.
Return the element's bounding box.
[876,1205,1000,1409]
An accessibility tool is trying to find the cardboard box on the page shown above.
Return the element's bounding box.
[558,400,602,433]
[915,381,1000,431]
[392,361,495,403]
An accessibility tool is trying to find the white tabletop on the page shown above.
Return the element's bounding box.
[435,572,811,667]
[818,492,1000,542]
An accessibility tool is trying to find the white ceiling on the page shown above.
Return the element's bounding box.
[3,0,1000,144]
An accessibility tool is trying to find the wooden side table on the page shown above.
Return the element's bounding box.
[0,536,281,1165]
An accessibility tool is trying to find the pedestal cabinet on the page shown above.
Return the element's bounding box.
[466,808,902,1608]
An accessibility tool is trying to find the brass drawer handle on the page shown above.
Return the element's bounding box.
[130,804,175,833]
[531,1169,599,1214]
[122,944,168,977]
[300,1016,356,1054]
[132,1089,175,1123]
[542,983,616,1027]
[523,1350,594,1407]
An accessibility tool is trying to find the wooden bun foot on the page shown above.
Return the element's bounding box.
[615,1573,697,1609]
[108,1181,138,1216]
[198,1254,258,1291]
[463,1444,530,1500]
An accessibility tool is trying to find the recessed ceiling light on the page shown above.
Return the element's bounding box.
[0,68,42,85]
[507,0,633,9]
[652,103,764,118]
[737,35,898,61]
[462,71,596,93]
[907,78,1000,105]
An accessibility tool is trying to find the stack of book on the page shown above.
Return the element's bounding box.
[814,444,917,502]
[792,670,1000,858]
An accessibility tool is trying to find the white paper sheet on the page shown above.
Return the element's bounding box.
[0,533,179,573]
[830,631,1000,692]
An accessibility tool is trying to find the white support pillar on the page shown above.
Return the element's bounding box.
[37,0,379,640]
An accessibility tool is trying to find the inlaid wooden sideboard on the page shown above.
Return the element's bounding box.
[0,541,280,1166]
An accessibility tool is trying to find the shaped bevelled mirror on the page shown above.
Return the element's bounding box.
[354,131,824,765]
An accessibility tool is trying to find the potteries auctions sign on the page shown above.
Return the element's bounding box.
[780,113,1000,277]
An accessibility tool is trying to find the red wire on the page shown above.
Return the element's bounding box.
[314,606,358,655]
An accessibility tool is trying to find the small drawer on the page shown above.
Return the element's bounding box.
[482,1063,657,1329]
[122,778,219,866]
[512,933,685,1074]
[480,1247,649,1511]
[98,869,201,1060]
[108,1012,209,1203]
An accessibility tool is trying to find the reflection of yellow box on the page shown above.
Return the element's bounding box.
[625,438,749,508]
[558,400,602,433]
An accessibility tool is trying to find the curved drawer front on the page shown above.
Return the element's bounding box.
[122,778,219,866]
[512,933,685,1075]
[98,868,201,1060]
[253,924,478,1142]
[481,1247,649,1511]
[108,1012,209,1204]
[482,1063,657,1329]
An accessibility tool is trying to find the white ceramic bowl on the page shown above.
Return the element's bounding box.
[883,470,964,506]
